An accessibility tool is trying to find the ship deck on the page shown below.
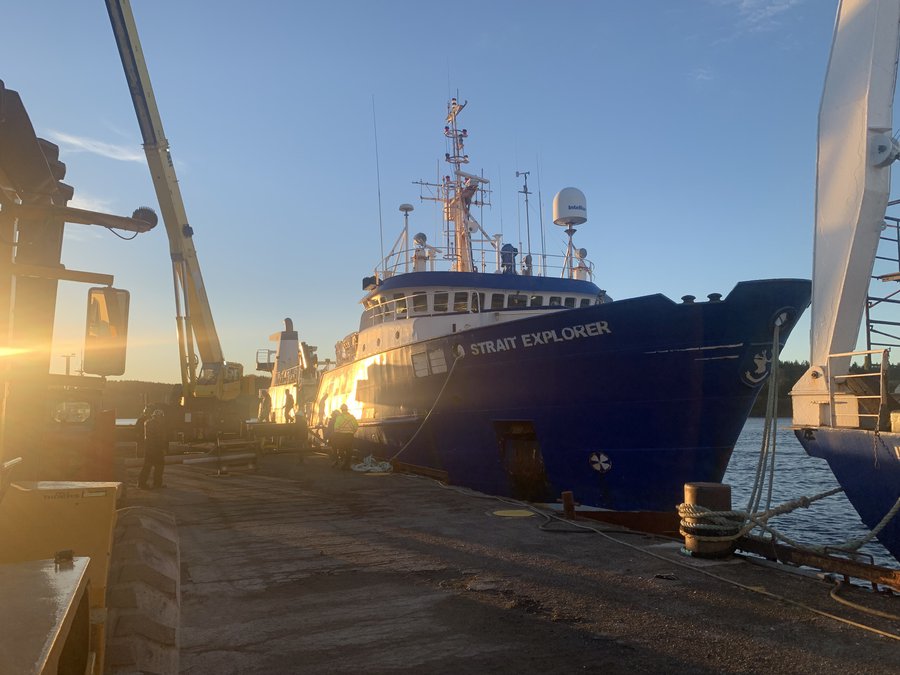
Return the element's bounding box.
[126,449,899,674]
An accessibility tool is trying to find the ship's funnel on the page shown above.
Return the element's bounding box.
[269,317,299,374]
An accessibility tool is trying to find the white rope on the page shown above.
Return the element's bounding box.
[351,454,393,473]
[678,487,843,545]
[746,320,782,518]
[388,352,463,463]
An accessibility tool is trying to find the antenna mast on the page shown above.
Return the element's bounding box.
[517,170,533,275]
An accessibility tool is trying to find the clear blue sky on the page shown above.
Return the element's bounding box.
[1,1,876,382]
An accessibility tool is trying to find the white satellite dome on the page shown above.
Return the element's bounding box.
[552,187,587,227]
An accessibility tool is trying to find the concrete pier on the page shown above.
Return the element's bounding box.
[126,450,899,674]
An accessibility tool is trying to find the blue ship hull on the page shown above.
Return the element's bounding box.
[795,428,900,562]
[315,278,811,513]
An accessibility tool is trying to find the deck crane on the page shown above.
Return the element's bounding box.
[105,0,247,424]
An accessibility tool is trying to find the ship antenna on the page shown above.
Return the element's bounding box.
[537,159,546,276]
[372,95,385,272]
[517,170,532,274]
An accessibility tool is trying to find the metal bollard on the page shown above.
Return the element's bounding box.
[681,482,737,559]
[561,491,576,519]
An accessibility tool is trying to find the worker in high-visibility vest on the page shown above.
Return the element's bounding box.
[333,403,359,469]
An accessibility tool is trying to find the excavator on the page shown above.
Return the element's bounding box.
[106,0,256,439]
[0,78,179,673]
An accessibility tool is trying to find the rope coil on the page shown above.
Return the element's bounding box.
[351,454,393,473]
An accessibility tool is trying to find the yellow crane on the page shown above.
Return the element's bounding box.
[106,0,248,426]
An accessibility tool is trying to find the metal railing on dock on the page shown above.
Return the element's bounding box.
[827,348,888,428]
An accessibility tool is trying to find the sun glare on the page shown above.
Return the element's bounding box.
[0,347,32,358]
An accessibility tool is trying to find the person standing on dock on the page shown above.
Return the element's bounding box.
[325,409,339,449]
[138,409,167,489]
[258,389,272,423]
[333,404,358,469]
[283,389,295,423]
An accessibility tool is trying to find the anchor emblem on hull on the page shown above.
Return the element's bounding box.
[741,349,772,387]
[589,452,612,474]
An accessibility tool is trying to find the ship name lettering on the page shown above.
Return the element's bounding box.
[469,321,610,356]
[520,321,611,348]
[470,335,519,356]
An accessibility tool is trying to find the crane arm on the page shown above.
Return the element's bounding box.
[792,0,900,426]
[807,0,900,368]
[105,0,226,394]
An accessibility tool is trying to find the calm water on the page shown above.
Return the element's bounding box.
[724,417,897,569]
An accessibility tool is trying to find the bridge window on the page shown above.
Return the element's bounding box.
[453,292,469,312]
[548,296,562,307]
[508,294,526,309]
[411,291,428,313]
[393,293,408,318]
[434,292,448,312]
[580,298,591,308]
[564,297,576,308]
[529,295,544,307]
[490,293,505,310]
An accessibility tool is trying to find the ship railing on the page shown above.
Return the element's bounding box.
[827,348,889,429]
[377,244,593,282]
[256,349,275,373]
[356,285,603,332]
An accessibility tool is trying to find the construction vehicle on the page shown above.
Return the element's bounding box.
[0,80,180,674]
[105,0,257,439]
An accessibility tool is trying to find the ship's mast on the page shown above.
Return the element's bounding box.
[417,97,490,273]
[445,98,474,272]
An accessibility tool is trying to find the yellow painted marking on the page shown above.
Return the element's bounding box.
[492,509,535,518]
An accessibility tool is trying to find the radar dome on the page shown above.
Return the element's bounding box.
[553,188,587,227]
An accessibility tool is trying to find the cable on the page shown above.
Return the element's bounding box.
[829,578,900,621]
[105,226,139,240]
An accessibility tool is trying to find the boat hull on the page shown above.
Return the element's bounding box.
[314,278,811,513]
[795,427,900,562]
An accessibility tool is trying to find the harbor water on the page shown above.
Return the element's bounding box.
[725,417,897,569]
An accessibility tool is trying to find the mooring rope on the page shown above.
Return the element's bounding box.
[678,312,900,556]
[746,318,783,518]
[387,350,464,465]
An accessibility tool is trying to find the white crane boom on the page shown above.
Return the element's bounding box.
[792,0,900,426]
